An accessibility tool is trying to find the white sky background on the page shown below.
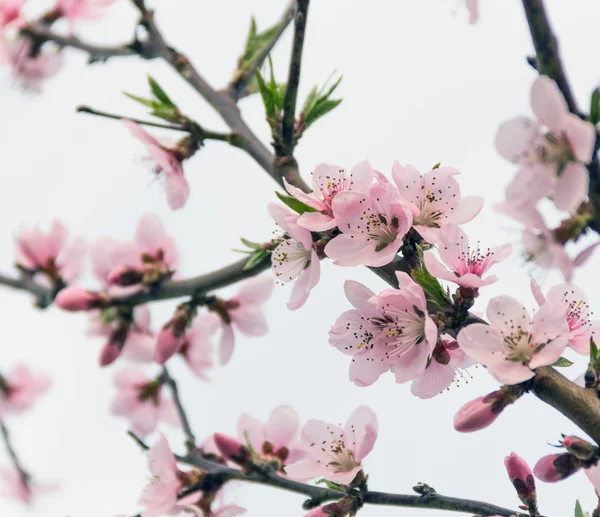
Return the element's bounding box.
[1,0,600,516]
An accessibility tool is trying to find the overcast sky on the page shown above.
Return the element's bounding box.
[1,1,600,516]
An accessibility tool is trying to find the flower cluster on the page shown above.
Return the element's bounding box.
[495,76,599,281]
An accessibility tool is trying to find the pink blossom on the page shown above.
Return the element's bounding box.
[453,393,502,433]
[283,161,375,231]
[424,224,511,288]
[123,120,189,210]
[214,275,274,365]
[0,0,25,28]
[213,433,251,466]
[56,0,114,22]
[410,336,474,399]
[329,273,438,386]
[138,435,183,517]
[0,38,63,92]
[495,76,596,212]
[458,295,569,384]
[304,507,328,517]
[522,228,575,282]
[14,219,85,284]
[324,182,412,267]
[268,203,320,310]
[533,453,581,483]
[87,305,156,364]
[154,303,195,365]
[465,0,479,23]
[286,406,378,485]
[391,163,483,244]
[180,314,217,379]
[0,365,51,418]
[54,286,108,311]
[531,279,599,354]
[585,463,600,493]
[237,405,303,466]
[110,368,179,437]
[0,469,57,505]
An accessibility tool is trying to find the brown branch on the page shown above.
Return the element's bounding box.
[227,1,297,102]
[160,367,196,451]
[0,273,53,308]
[1,421,31,491]
[178,451,524,516]
[281,0,309,155]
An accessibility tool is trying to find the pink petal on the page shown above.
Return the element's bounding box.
[348,160,375,188]
[505,165,553,208]
[531,301,570,344]
[283,178,326,211]
[163,169,190,210]
[219,324,235,365]
[447,195,484,225]
[531,76,568,130]
[563,113,596,163]
[391,162,424,205]
[486,295,532,337]
[265,405,300,450]
[343,280,376,313]
[344,406,378,461]
[297,211,336,231]
[287,250,320,310]
[349,350,390,386]
[458,324,506,364]
[324,234,375,266]
[231,305,268,336]
[285,459,329,481]
[574,242,600,267]
[554,162,589,212]
[234,275,274,306]
[237,414,265,449]
[326,466,363,485]
[495,116,539,163]
[423,252,458,284]
[411,360,457,399]
[114,367,148,389]
[530,277,546,306]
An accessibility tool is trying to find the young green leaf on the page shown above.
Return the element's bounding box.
[123,92,158,109]
[315,479,345,493]
[147,76,176,108]
[553,357,574,368]
[256,70,276,119]
[574,500,585,517]
[589,88,600,125]
[410,245,452,307]
[240,237,263,250]
[275,191,317,215]
[243,250,269,271]
[304,99,342,128]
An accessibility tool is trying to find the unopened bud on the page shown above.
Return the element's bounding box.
[454,391,503,432]
[304,507,329,517]
[107,264,144,286]
[562,435,598,461]
[504,452,536,505]
[154,304,195,364]
[99,319,131,367]
[99,342,122,366]
[55,287,107,311]
[213,433,251,466]
[534,453,582,482]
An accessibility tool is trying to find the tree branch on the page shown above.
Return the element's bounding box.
[179,452,524,516]
[521,0,579,114]
[160,367,197,451]
[0,273,53,308]
[21,24,136,63]
[227,1,297,102]
[1,421,30,490]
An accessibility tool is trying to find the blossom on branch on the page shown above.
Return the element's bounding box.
[268,203,320,310]
[329,274,437,387]
[496,76,596,213]
[0,365,51,418]
[236,405,303,468]
[0,38,63,92]
[286,406,378,485]
[0,0,25,28]
[283,161,375,231]
[179,314,217,379]
[210,275,274,365]
[424,224,511,288]
[458,295,569,384]
[14,219,85,286]
[123,121,190,210]
[531,278,599,354]
[110,368,179,437]
[324,181,412,267]
[391,163,482,244]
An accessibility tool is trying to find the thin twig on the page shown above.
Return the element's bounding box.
[1,421,30,490]
[0,273,53,308]
[227,1,297,102]
[127,430,150,451]
[161,367,197,451]
[281,0,309,154]
[77,106,188,131]
[179,451,525,516]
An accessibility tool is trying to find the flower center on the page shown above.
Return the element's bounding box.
[504,329,535,364]
[414,190,444,227]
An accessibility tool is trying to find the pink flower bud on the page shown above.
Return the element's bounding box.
[107,264,143,287]
[213,433,250,466]
[562,435,597,461]
[534,453,582,482]
[55,287,106,311]
[304,507,328,517]
[154,327,185,365]
[453,393,501,432]
[504,452,535,503]
[99,342,122,367]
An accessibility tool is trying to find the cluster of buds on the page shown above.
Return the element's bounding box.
[107,248,175,288]
[534,435,599,483]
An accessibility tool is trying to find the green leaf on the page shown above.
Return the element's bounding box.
[590,88,600,125]
[410,245,452,307]
[553,357,574,368]
[240,237,263,250]
[239,17,281,72]
[304,99,342,128]
[432,162,441,170]
[243,17,258,57]
[243,250,269,271]
[575,500,585,517]
[591,338,600,371]
[151,106,180,123]
[124,92,158,109]
[256,70,276,119]
[275,191,318,215]
[315,479,345,493]
[148,76,176,108]
[301,86,319,114]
